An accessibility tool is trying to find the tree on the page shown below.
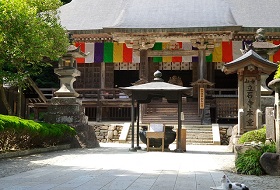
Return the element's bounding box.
[0,0,69,116]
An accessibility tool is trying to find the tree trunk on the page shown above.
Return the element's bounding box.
[0,85,13,115]
[17,87,22,118]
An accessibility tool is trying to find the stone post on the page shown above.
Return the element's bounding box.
[268,79,280,153]
[266,107,275,141]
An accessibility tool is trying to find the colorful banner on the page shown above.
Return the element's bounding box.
[123,44,133,62]
[85,43,94,63]
[232,41,243,60]
[172,42,183,62]
[104,42,113,63]
[222,41,233,62]
[74,41,280,64]
[273,40,280,63]
[94,42,104,63]
[212,44,223,62]
[162,42,172,62]
[153,42,163,62]
[75,42,85,63]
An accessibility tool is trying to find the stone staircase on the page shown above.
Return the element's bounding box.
[123,99,216,145]
[184,125,213,145]
[125,124,214,145]
[142,99,201,125]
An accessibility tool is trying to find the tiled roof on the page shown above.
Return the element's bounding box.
[59,0,280,33]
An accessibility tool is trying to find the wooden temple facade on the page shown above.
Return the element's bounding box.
[18,0,280,124]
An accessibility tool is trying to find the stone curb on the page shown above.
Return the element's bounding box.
[0,144,71,159]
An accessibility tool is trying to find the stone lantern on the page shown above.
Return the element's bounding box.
[45,35,88,124]
[54,43,87,97]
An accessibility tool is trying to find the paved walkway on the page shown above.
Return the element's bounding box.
[0,143,235,190]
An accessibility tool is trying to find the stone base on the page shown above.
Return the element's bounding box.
[45,97,88,124]
[45,97,99,148]
[70,123,100,148]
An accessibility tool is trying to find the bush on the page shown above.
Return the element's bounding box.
[235,143,276,175]
[274,62,280,79]
[0,114,76,151]
[238,127,266,144]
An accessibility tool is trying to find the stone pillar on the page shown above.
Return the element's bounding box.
[266,107,275,141]
[236,67,262,134]
[268,79,280,153]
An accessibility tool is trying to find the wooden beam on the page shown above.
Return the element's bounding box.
[27,77,47,103]
[147,50,213,57]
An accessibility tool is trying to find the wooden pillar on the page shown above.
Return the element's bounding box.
[139,50,148,81]
[97,62,106,122]
[175,94,183,153]
[129,95,137,152]
[136,102,141,149]
[198,49,207,80]
[139,50,149,123]
[100,62,106,89]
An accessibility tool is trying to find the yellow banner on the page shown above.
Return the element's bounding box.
[162,42,172,62]
[113,42,123,62]
[212,44,223,62]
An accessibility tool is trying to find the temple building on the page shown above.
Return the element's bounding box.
[57,0,280,125]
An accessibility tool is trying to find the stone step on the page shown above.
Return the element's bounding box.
[125,124,214,145]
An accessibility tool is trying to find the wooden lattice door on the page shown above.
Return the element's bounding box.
[75,63,101,88]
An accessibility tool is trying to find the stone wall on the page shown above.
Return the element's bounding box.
[92,124,123,143]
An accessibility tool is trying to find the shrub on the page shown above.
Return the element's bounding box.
[238,127,266,144]
[0,114,76,151]
[235,143,276,175]
[274,62,280,79]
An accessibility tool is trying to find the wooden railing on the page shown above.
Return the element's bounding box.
[37,88,238,101]
[206,88,238,123]
[38,88,130,100]
[206,88,238,97]
[28,88,132,121]
[28,88,238,123]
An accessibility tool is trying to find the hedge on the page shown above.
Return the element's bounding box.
[0,114,76,152]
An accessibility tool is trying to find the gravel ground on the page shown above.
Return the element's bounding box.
[0,144,279,190]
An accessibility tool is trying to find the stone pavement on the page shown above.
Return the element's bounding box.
[0,143,235,190]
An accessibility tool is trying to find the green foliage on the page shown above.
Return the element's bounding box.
[238,127,266,144]
[0,114,76,151]
[0,0,69,114]
[236,148,264,175]
[235,144,276,175]
[274,63,280,79]
[32,63,59,88]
